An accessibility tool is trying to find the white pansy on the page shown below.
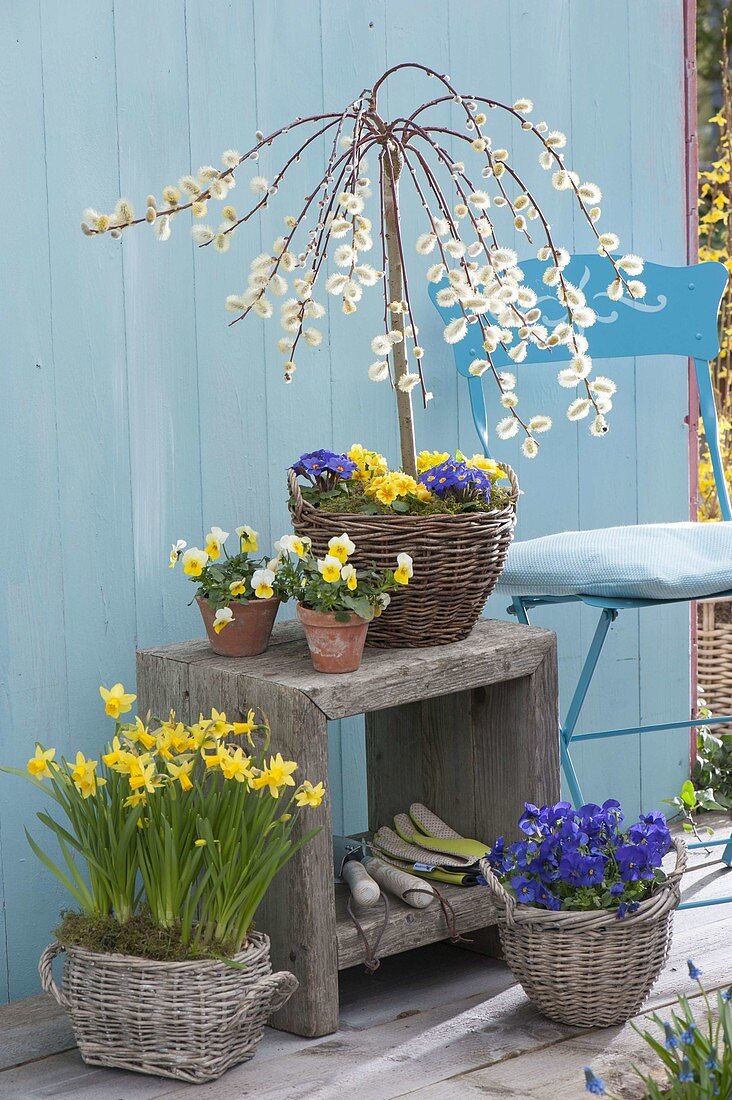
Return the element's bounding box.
[213,607,234,631]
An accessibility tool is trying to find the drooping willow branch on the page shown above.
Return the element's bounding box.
[83,62,646,474]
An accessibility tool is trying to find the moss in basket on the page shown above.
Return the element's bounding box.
[55,910,243,963]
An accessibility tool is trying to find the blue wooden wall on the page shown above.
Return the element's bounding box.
[0,0,690,1001]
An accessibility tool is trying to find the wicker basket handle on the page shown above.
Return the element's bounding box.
[667,835,688,884]
[479,858,517,928]
[220,970,299,1034]
[38,942,69,1010]
[287,468,305,523]
[499,463,519,510]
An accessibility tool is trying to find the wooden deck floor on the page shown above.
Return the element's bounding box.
[0,818,729,1099]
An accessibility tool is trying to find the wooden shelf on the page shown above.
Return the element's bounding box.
[335,882,498,970]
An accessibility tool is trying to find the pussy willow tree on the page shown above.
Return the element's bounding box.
[83,63,646,479]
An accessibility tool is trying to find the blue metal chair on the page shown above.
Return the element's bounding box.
[430,256,732,907]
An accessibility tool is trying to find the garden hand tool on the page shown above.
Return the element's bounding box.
[363,856,435,909]
[333,835,381,907]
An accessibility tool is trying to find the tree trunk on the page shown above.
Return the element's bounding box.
[381,145,418,478]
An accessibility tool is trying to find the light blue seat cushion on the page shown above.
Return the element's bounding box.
[495,522,732,600]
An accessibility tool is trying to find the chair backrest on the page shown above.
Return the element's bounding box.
[429,256,731,520]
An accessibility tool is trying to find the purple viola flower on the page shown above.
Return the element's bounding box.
[559,851,606,888]
[511,874,542,904]
[616,843,654,882]
[518,803,543,835]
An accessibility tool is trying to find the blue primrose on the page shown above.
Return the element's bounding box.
[292,449,357,480]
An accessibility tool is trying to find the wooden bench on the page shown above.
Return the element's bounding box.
[137,618,559,1038]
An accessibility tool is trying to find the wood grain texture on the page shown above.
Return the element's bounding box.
[1,0,689,1002]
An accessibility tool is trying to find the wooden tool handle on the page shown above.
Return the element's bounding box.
[365,857,435,909]
[342,860,381,907]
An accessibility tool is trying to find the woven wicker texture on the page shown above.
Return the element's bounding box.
[698,598,732,732]
[287,466,518,647]
[479,837,686,1028]
[39,931,298,1084]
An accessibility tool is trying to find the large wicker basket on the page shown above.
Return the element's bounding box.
[287,465,519,647]
[39,931,297,1084]
[479,837,686,1028]
[698,597,732,732]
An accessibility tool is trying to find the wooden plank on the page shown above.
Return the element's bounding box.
[336,882,497,970]
[141,619,555,720]
[0,995,73,1072]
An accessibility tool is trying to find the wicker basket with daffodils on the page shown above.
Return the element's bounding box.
[3,686,325,1083]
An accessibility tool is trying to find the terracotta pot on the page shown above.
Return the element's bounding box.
[197,596,280,657]
[296,604,369,673]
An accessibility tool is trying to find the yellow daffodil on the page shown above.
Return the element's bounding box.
[167,758,194,791]
[233,708,257,745]
[27,746,55,779]
[99,682,136,719]
[327,532,356,563]
[182,547,209,577]
[250,752,298,798]
[213,607,234,633]
[236,525,259,553]
[317,555,342,583]
[229,579,247,597]
[71,752,106,799]
[168,539,186,568]
[251,567,275,599]
[124,790,147,809]
[341,563,358,591]
[203,747,225,770]
[102,735,135,770]
[127,755,161,794]
[394,552,413,585]
[204,526,229,560]
[219,746,255,783]
[295,780,326,808]
[126,716,156,751]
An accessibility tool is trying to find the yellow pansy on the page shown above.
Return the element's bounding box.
[295,780,326,808]
[99,682,136,719]
[250,752,298,798]
[168,539,186,568]
[236,525,259,553]
[204,526,229,560]
[251,567,275,599]
[27,746,55,779]
[233,708,258,745]
[181,547,208,577]
[394,552,413,586]
[213,607,234,633]
[219,746,255,783]
[167,758,194,791]
[328,532,356,563]
[317,555,342,583]
[71,752,106,799]
[276,533,310,558]
[341,563,358,591]
[229,579,247,597]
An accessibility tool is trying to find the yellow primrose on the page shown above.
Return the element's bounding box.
[251,567,275,599]
[213,607,234,633]
[341,563,358,591]
[394,552,414,586]
[233,708,258,744]
[99,682,137,720]
[71,752,106,799]
[317,555,342,583]
[27,746,56,779]
[167,758,194,791]
[168,539,186,568]
[182,547,208,577]
[417,449,450,474]
[236,525,259,553]
[295,780,326,808]
[229,579,247,597]
[204,526,229,560]
[250,752,298,798]
[466,454,503,480]
[219,746,255,783]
